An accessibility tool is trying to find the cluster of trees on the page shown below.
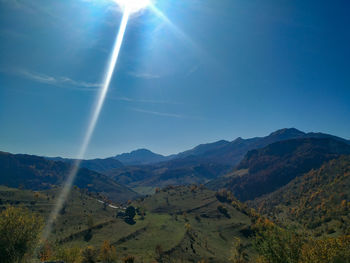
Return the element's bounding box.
[254,156,350,236]
[230,219,350,263]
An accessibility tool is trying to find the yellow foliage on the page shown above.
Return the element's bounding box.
[100,240,117,263]
[299,235,350,263]
[39,241,53,262]
[0,206,44,263]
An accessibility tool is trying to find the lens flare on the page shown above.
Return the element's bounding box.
[115,0,151,13]
[40,0,197,245]
[40,9,130,241]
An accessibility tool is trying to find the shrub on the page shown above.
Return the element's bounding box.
[99,240,117,263]
[253,223,304,263]
[0,206,43,263]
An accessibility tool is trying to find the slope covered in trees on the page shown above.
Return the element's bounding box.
[251,155,350,237]
[208,138,350,201]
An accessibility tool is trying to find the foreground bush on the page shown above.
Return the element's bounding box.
[0,206,44,263]
[252,220,350,263]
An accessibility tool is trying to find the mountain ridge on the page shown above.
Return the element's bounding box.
[207,137,350,201]
[0,151,138,202]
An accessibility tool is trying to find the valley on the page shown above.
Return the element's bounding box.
[1,128,350,262]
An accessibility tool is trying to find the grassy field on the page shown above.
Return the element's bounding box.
[0,185,255,262]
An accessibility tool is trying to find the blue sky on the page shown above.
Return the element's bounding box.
[0,0,349,158]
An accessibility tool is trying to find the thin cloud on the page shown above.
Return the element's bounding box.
[130,108,184,118]
[109,96,182,105]
[16,69,101,90]
[128,71,161,79]
[130,108,205,120]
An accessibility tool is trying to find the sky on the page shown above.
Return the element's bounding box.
[0,0,349,159]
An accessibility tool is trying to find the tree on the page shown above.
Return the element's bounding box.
[253,222,304,263]
[81,246,98,263]
[230,238,249,263]
[124,206,136,225]
[100,240,117,263]
[0,206,44,263]
[125,206,136,219]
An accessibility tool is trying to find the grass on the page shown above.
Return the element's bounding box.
[0,185,255,262]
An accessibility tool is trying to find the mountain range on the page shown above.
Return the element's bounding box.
[0,151,138,202]
[2,128,349,200]
[102,128,350,192]
[1,127,350,261]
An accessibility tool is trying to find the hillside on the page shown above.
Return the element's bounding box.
[47,157,124,173]
[250,155,350,237]
[0,185,120,243]
[0,151,138,203]
[207,138,350,201]
[0,185,257,262]
[106,159,231,194]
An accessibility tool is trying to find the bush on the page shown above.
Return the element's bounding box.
[99,240,117,263]
[253,223,304,263]
[0,206,43,263]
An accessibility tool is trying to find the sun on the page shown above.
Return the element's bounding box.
[115,0,151,13]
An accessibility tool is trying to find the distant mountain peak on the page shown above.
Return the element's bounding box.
[114,148,168,165]
[269,128,305,137]
[129,148,157,155]
[233,137,244,142]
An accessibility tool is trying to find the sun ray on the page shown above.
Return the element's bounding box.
[148,4,214,67]
[40,8,131,242]
[149,4,197,49]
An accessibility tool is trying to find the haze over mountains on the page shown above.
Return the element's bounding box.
[2,127,350,261]
[47,127,350,168]
[2,128,349,199]
[99,128,350,193]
